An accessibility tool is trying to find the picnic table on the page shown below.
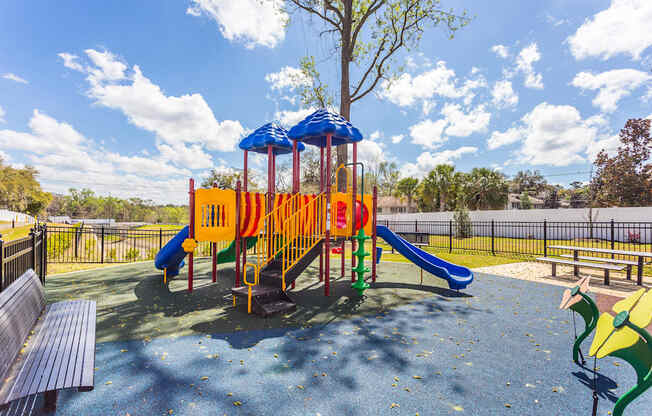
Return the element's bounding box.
[548,245,651,285]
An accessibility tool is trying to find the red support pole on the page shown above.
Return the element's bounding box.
[235,180,242,287]
[296,146,301,194]
[351,142,357,282]
[372,185,378,282]
[341,239,345,277]
[325,134,332,296]
[188,178,195,292]
[243,150,248,192]
[212,183,218,283]
[319,145,324,282]
[292,140,298,193]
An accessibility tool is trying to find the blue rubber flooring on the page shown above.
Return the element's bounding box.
[55,272,650,415]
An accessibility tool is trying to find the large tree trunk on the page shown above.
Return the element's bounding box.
[337,0,353,192]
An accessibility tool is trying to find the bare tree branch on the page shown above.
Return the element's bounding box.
[350,0,385,53]
[288,0,343,32]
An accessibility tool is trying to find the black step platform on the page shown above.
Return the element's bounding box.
[231,285,296,317]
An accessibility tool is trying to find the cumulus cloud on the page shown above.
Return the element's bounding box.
[186,0,287,49]
[2,73,28,84]
[274,107,315,128]
[265,66,310,91]
[0,106,5,123]
[491,44,510,59]
[567,0,652,60]
[491,80,518,108]
[59,49,245,154]
[571,69,652,112]
[441,104,491,137]
[0,110,205,204]
[380,61,486,109]
[401,147,478,178]
[515,43,544,89]
[58,53,85,72]
[391,134,404,144]
[487,102,614,166]
[409,119,449,149]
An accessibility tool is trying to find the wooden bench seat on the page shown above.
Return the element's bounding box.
[558,254,635,280]
[0,270,96,412]
[536,257,625,285]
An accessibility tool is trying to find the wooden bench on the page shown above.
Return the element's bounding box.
[558,254,634,280]
[0,269,96,413]
[536,257,625,285]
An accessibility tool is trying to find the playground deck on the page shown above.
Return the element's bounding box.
[41,260,650,415]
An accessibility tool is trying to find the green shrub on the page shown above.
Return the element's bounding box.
[146,248,158,260]
[125,248,140,262]
[84,238,96,258]
[108,247,117,261]
[454,206,472,239]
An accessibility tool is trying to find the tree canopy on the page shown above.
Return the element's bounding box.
[0,158,51,217]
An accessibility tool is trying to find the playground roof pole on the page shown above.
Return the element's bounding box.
[325,134,332,296]
[351,142,357,282]
[243,150,248,193]
[292,140,298,194]
[188,178,195,292]
[212,182,218,283]
[235,179,241,287]
[319,145,324,282]
[372,185,377,282]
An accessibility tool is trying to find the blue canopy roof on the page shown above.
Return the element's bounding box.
[238,122,305,155]
[287,109,363,147]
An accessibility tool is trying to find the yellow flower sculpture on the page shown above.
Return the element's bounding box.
[182,238,197,253]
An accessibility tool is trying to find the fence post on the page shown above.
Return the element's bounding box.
[0,236,4,292]
[449,220,452,253]
[100,226,105,263]
[43,225,47,278]
[74,227,79,258]
[414,220,418,233]
[30,229,36,271]
[491,220,495,256]
[543,220,547,257]
[159,229,163,250]
[610,219,615,259]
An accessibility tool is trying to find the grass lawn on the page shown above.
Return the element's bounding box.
[135,224,185,231]
[0,224,34,241]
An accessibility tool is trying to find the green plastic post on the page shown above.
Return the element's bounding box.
[568,289,599,365]
[351,227,370,296]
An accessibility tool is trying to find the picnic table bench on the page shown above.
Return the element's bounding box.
[0,269,96,413]
[548,245,651,285]
[535,257,625,285]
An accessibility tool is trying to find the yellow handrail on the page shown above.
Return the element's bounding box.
[243,262,259,314]
[280,193,327,290]
[252,193,302,271]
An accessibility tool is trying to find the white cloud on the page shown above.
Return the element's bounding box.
[391,134,404,144]
[401,147,478,178]
[380,61,486,108]
[587,134,620,160]
[357,138,385,165]
[2,73,28,84]
[0,150,10,162]
[156,142,214,169]
[487,127,523,150]
[492,102,608,166]
[571,69,652,112]
[491,80,518,108]
[567,0,652,60]
[187,0,287,49]
[515,43,543,89]
[0,110,200,203]
[441,104,491,137]
[274,107,315,128]
[409,119,448,149]
[58,53,85,72]
[491,44,510,59]
[61,49,245,153]
[265,66,310,91]
[0,106,4,123]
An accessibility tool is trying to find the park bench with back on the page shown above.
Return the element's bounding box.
[0,269,96,414]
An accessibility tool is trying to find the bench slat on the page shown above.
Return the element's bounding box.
[558,254,638,266]
[62,301,85,389]
[535,257,625,270]
[79,302,96,390]
[46,301,85,392]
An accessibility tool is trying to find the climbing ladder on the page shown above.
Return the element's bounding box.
[231,192,327,316]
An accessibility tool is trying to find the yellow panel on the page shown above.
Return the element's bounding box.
[331,192,352,237]
[629,288,652,329]
[612,288,646,314]
[194,188,236,242]
[589,313,616,357]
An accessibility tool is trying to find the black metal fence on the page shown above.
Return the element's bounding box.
[379,219,652,263]
[46,225,229,264]
[0,226,46,292]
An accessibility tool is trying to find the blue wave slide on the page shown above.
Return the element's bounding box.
[154,226,188,278]
[376,225,473,290]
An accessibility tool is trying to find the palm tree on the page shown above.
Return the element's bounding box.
[394,177,419,212]
[464,168,508,210]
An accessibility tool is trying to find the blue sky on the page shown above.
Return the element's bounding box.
[1,0,651,204]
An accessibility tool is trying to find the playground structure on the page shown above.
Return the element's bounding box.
[155,109,473,316]
[561,281,651,416]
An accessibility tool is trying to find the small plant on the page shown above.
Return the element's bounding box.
[200,242,212,257]
[84,238,96,258]
[125,248,140,262]
[627,231,641,243]
[146,248,158,260]
[454,205,472,239]
[108,248,117,261]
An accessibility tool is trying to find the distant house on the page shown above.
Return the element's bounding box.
[377,196,414,214]
[506,193,545,210]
